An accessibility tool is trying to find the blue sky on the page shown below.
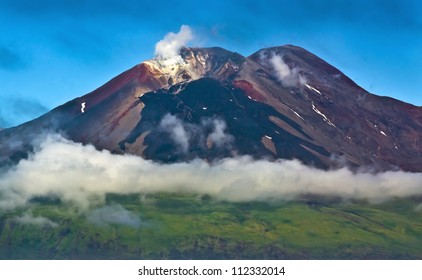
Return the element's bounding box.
[0,0,421,128]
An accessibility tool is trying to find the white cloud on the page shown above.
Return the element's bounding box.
[87,204,142,228]
[159,113,190,153]
[270,55,292,81]
[265,52,306,87]
[1,135,422,211]
[154,25,194,66]
[14,211,58,228]
[158,115,234,154]
[207,119,234,148]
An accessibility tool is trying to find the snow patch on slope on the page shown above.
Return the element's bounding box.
[305,84,321,95]
[311,102,336,127]
[290,109,304,120]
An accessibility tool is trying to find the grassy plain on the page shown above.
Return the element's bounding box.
[0,193,421,259]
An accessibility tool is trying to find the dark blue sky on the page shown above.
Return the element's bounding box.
[0,0,421,127]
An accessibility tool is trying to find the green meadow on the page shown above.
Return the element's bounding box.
[0,193,421,259]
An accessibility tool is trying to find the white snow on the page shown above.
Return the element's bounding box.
[248,96,258,101]
[311,102,336,127]
[371,123,388,137]
[81,102,86,113]
[145,56,201,85]
[290,109,304,120]
[305,84,322,95]
[197,54,207,68]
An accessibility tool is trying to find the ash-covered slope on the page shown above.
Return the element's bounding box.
[1,45,421,171]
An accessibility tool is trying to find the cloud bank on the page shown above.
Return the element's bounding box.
[1,135,422,212]
[154,25,193,66]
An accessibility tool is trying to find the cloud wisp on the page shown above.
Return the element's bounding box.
[87,204,142,228]
[159,114,191,153]
[204,118,234,148]
[14,211,58,228]
[1,135,422,212]
[154,25,194,66]
[159,114,234,154]
[261,52,306,87]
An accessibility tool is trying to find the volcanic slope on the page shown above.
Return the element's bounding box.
[1,45,421,171]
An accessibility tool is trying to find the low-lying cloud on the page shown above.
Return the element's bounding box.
[14,211,58,228]
[1,135,422,211]
[87,204,142,228]
[154,25,193,66]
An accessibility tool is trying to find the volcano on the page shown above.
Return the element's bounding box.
[1,45,422,171]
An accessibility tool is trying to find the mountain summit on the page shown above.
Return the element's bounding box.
[1,45,422,171]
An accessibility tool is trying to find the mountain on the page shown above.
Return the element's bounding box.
[1,45,422,171]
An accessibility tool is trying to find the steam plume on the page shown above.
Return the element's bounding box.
[154,25,193,66]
